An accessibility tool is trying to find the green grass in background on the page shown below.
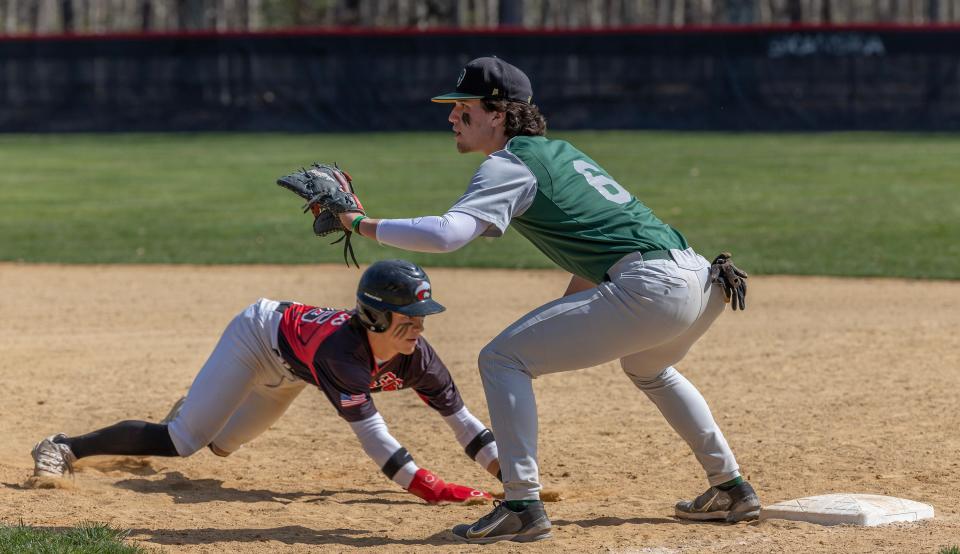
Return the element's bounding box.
[0,522,149,553]
[0,132,957,278]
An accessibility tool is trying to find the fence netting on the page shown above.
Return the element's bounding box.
[1,28,958,132]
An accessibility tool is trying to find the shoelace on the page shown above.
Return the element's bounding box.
[474,500,505,526]
[36,450,58,469]
[39,441,74,474]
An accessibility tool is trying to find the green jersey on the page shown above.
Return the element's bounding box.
[450,135,687,284]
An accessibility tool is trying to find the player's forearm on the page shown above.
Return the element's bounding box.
[356,216,379,240]
[442,407,500,479]
[349,412,493,504]
[343,211,486,253]
[348,413,418,488]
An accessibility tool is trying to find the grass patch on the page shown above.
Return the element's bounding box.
[940,547,960,554]
[0,521,148,553]
[1,131,958,278]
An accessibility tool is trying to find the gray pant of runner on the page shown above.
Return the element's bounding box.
[167,298,306,456]
[479,248,740,501]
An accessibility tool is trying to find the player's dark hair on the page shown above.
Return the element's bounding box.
[482,98,547,138]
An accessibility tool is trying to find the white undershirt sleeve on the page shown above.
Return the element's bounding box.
[442,406,499,471]
[374,211,488,253]
[348,413,419,489]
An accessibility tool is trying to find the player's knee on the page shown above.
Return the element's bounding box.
[165,424,211,457]
[171,439,202,457]
[622,364,675,387]
[478,341,527,379]
[478,342,504,375]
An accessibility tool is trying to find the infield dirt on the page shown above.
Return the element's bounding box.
[1,263,958,553]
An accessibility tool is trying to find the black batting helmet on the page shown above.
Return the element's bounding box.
[355,259,445,333]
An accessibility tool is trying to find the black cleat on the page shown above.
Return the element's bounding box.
[675,481,761,522]
[452,500,553,544]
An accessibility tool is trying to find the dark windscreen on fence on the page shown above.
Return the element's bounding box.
[1,25,958,132]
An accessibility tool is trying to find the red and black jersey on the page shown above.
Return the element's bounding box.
[275,302,464,422]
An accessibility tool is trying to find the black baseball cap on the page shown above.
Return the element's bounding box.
[431,57,533,104]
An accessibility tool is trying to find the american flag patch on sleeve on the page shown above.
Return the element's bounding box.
[340,392,367,408]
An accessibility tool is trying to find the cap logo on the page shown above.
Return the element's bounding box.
[492,88,499,96]
[456,69,466,87]
[415,281,432,301]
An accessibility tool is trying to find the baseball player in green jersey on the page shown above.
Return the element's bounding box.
[335,56,758,543]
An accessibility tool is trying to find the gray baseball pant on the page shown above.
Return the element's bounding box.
[167,298,305,456]
[478,248,741,501]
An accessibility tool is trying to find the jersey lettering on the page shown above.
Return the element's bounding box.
[507,137,689,283]
[572,160,631,204]
[278,304,352,378]
[301,308,336,325]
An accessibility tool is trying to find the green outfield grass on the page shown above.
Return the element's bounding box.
[1,132,957,278]
[0,522,149,553]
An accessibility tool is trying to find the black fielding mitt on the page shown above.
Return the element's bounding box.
[277,163,365,267]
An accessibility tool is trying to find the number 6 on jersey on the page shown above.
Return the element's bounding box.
[573,160,631,204]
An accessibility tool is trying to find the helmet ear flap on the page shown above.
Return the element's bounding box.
[357,302,392,333]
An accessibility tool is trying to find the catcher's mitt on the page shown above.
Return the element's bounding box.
[277,163,365,267]
[709,252,748,311]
